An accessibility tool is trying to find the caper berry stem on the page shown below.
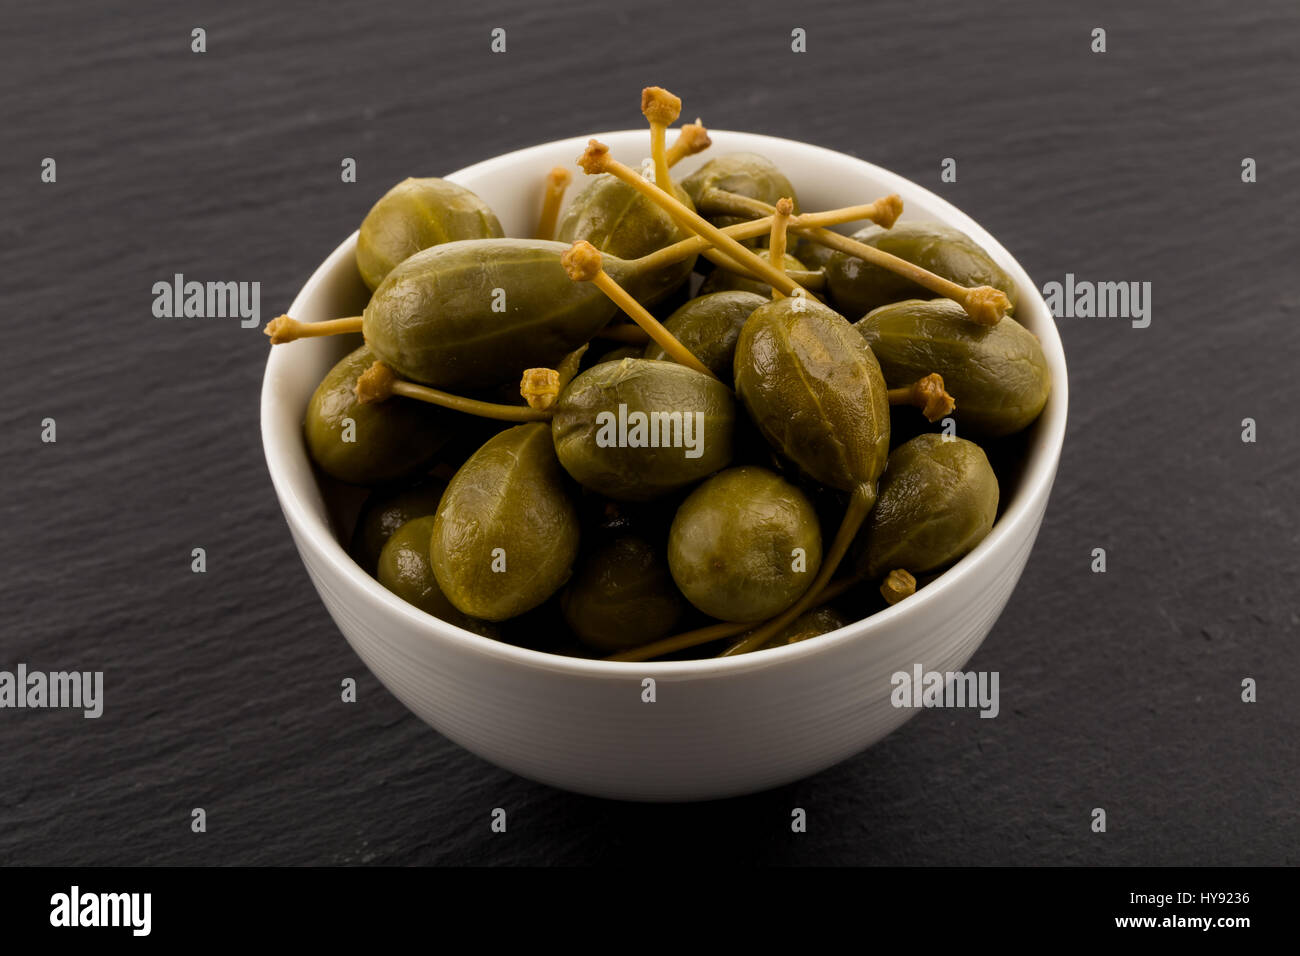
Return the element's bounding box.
[790,199,904,232]
[605,575,861,663]
[708,262,829,292]
[722,484,876,656]
[356,360,553,421]
[697,189,1011,324]
[665,118,711,167]
[813,230,1010,326]
[626,98,743,280]
[695,188,773,220]
[641,87,682,192]
[700,188,904,234]
[555,344,588,390]
[768,197,794,299]
[795,198,904,231]
[880,569,917,605]
[579,139,807,298]
[561,240,718,380]
[264,314,363,345]
[887,373,956,422]
[629,197,901,276]
[697,247,764,277]
[534,166,572,241]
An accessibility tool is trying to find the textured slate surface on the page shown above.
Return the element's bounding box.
[0,0,1296,865]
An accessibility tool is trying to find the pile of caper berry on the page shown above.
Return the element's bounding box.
[267,87,1050,661]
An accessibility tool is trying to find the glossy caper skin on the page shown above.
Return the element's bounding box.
[377,517,499,637]
[668,466,822,622]
[556,174,697,306]
[856,434,999,580]
[642,291,767,383]
[825,222,1018,319]
[734,296,890,495]
[560,535,684,652]
[681,153,800,216]
[792,235,839,270]
[350,479,448,574]
[363,238,623,389]
[856,298,1051,438]
[431,424,581,621]
[356,178,504,291]
[552,359,735,502]
[758,606,850,650]
[697,253,807,298]
[305,345,450,485]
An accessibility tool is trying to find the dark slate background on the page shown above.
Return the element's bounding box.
[0,0,1296,866]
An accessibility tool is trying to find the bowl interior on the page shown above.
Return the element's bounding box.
[260,129,1068,675]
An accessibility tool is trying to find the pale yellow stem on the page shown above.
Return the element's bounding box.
[701,189,1006,324]
[356,361,552,421]
[666,119,711,166]
[578,140,805,298]
[534,167,571,241]
[768,197,793,299]
[630,196,902,276]
[562,240,716,380]
[641,87,681,192]
[591,271,714,379]
[814,230,1010,325]
[264,314,362,345]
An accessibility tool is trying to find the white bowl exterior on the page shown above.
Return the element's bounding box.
[262,131,1068,801]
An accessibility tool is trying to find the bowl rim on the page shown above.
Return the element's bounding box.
[261,128,1069,678]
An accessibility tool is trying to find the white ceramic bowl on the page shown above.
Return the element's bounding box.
[261,130,1068,801]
